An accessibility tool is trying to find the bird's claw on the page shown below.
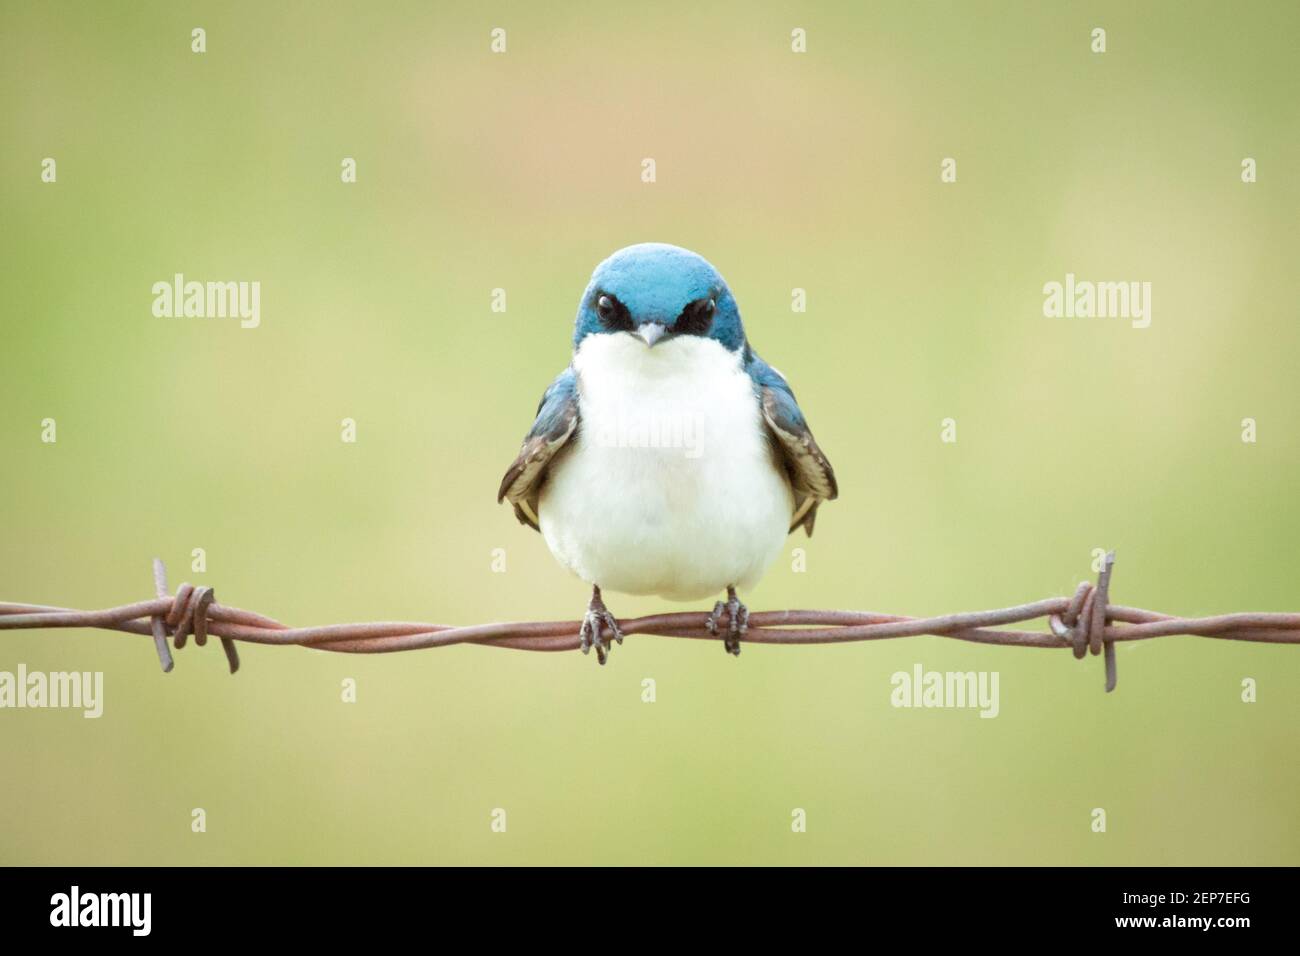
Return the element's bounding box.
[579,588,622,665]
[707,586,748,656]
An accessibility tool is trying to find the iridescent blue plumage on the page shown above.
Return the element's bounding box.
[499,243,837,662]
[573,243,747,353]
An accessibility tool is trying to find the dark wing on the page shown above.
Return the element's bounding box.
[750,357,838,536]
[497,367,580,531]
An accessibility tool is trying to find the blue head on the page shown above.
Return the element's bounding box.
[573,243,747,354]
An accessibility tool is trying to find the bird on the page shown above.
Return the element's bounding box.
[498,243,837,663]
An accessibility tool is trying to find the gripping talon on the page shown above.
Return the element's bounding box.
[579,585,621,665]
[708,586,748,657]
[707,600,726,637]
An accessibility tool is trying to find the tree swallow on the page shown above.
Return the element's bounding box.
[499,243,837,663]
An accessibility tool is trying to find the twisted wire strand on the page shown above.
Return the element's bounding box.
[2,553,1299,693]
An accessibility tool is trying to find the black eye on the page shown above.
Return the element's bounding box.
[594,293,631,331]
[673,297,716,336]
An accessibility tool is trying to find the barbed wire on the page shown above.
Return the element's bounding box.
[2,552,1298,693]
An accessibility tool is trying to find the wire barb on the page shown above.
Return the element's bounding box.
[140,560,236,675]
[2,552,1298,694]
[1048,550,1118,691]
[148,558,174,674]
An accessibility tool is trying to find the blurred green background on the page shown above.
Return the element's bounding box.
[2,1,1298,865]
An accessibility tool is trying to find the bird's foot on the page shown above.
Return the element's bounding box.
[707,585,749,656]
[579,585,622,665]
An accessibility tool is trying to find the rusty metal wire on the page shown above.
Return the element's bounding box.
[2,552,1299,693]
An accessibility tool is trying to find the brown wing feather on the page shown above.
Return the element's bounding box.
[497,400,578,531]
[760,388,838,536]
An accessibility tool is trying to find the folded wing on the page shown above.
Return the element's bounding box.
[497,367,580,531]
[750,357,838,535]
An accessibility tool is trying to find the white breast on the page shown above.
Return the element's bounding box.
[538,333,794,601]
